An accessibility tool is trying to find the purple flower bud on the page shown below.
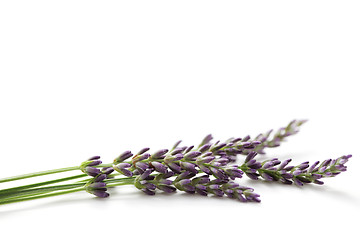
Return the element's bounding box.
[183,185,196,192]
[158,179,173,185]
[202,152,213,157]
[144,182,156,191]
[157,185,176,193]
[283,165,294,171]
[171,147,186,155]
[246,159,257,166]
[141,188,155,195]
[184,145,194,154]
[117,162,131,169]
[184,151,202,160]
[163,171,175,179]
[94,174,107,182]
[235,191,247,202]
[293,170,302,176]
[211,143,227,152]
[140,169,153,180]
[200,134,213,146]
[242,135,251,142]
[320,159,331,168]
[114,164,133,177]
[244,191,261,202]
[201,156,215,163]
[117,151,133,161]
[248,161,262,169]
[216,158,229,166]
[135,162,149,173]
[211,189,224,197]
[209,185,220,190]
[278,159,292,170]
[151,162,168,173]
[262,161,273,169]
[172,140,182,149]
[298,162,309,170]
[281,172,293,179]
[297,176,311,183]
[87,160,102,166]
[314,180,324,185]
[311,173,322,179]
[261,172,274,181]
[89,156,101,160]
[122,169,134,177]
[198,165,211,174]
[89,182,106,189]
[135,153,151,161]
[178,179,191,185]
[280,178,293,184]
[137,148,150,155]
[245,172,259,180]
[210,167,227,180]
[180,162,198,174]
[152,149,168,159]
[92,189,109,198]
[84,166,101,177]
[176,171,193,181]
[198,144,211,153]
[167,162,182,173]
[335,165,347,171]
[308,161,320,173]
[173,153,184,161]
[195,184,207,191]
[225,169,243,179]
[330,159,337,166]
[230,137,242,143]
[224,189,234,198]
[293,177,304,186]
[245,152,258,163]
[196,188,208,196]
[102,167,114,175]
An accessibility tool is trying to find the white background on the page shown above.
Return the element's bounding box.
[0,1,359,239]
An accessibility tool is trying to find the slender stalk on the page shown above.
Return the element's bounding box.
[0,181,135,205]
[0,177,135,202]
[0,174,87,196]
[0,166,80,183]
[0,183,86,200]
[0,188,85,205]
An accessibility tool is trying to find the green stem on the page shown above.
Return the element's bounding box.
[0,174,87,196]
[0,188,85,205]
[0,166,80,183]
[0,177,135,203]
[0,183,86,200]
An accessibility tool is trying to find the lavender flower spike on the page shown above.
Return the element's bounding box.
[0,119,351,206]
[239,152,352,186]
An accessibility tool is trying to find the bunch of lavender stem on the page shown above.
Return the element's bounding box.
[0,120,351,205]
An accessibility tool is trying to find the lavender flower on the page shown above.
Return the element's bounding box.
[240,152,352,186]
[0,119,351,206]
[243,119,308,155]
[114,151,133,164]
[84,161,114,198]
[113,162,133,177]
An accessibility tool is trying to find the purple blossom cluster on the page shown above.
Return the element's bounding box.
[80,156,114,198]
[242,119,308,155]
[240,152,352,186]
[78,120,351,203]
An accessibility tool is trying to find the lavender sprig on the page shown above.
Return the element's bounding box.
[0,119,351,206]
[243,119,308,155]
[240,152,352,186]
